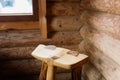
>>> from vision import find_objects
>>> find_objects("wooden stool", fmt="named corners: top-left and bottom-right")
top-left (32, 45), bottom-right (88, 80)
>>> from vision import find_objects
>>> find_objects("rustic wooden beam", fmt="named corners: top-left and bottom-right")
top-left (47, 2), bottom-right (83, 16)
top-left (81, 0), bottom-right (120, 15)
top-left (39, 0), bottom-right (47, 38)
top-left (0, 30), bottom-right (81, 48)
top-left (0, 21), bottom-right (39, 30)
top-left (86, 11), bottom-right (120, 40)
top-left (48, 16), bottom-right (84, 32)
top-left (0, 47), bottom-right (35, 60)
top-left (48, 0), bottom-right (81, 2)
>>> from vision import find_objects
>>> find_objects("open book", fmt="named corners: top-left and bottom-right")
top-left (31, 44), bottom-right (70, 58)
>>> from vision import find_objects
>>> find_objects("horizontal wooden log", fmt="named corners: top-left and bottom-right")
top-left (0, 59), bottom-right (70, 76)
top-left (0, 47), bottom-right (35, 60)
top-left (86, 12), bottom-right (120, 40)
top-left (47, 2), bottom-right (83, 16)
top-left (48, 16), bottom-right (84, 32)
top-left (0, 30), bottom-right (82, 48)
top-left (0, 45), bottom-right (79, 60)
top-left (81, 0), bottom-right (120, 15)
top-left (48, 0), bottom-right (81, 2)
top-left (80, 25), bottom-right (120, 66)
top-left (0, 21), bottom-right (39, 30)
top-left (83, 62), bottom-right (106, 80)
top-left (79, 40), bottom-right (120, 80)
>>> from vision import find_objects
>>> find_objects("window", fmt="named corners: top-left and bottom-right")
top-left (0, 0), bottom-right (39, 22)
top-left (0, 0), bottom-right (47, 38)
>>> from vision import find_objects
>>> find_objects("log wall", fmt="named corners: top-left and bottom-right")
top-left (1, 0), bottom-right (119, 80)
top-left (79, 0), bottom-right (120, 80)
top-left (0, 0), bottom-right (83, 80)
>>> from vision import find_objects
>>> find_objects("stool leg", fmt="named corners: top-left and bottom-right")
top-left (72, 67), bottom-right (82, 80)
top-left (46, 59), bottom-right (55, 80)
top-left (46, 65), bottom-right (55, 80)
top-left (39, 62), bottom-right (48, 80)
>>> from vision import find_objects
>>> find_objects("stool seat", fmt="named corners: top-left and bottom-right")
top-left (54, 53), bottom-right (88, 69)
top-left (32, 44), bottom-right (88, 80)
top-left (32, 44), bottom-right (88, 69)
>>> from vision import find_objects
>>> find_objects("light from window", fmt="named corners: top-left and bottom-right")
top-left (0, 0), bottom-right (33, 16)
top-left (0, 0), bottom-right (39, 22)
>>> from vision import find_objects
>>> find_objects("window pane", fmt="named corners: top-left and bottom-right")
top-left (0, 0), bottom-right (33, 16)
